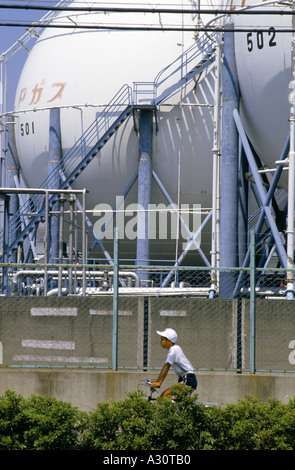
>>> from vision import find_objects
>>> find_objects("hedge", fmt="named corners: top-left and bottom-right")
top-left (1, 387), bottom-right (295, 450)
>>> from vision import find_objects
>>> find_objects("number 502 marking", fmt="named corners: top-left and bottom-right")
top-left (247, 27), bottom-right (277, 52)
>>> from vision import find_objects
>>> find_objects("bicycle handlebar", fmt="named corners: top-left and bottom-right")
top-left (144, 379), bottom-right (157, 391)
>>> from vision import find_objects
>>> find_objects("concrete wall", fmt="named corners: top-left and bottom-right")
top-left (0, 368), bottom-right (295, 411)
top-left (0, 297), bottom-right (236, 371)
top-left (1, 296), bottom-right (295, 410)
top-left (2, 297), bottom-right (295, 373)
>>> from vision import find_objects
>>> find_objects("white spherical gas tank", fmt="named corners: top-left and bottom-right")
top-left (13, 0), bottom-right (217, 262)
top-left (231, 0), bottom-right (292, 188)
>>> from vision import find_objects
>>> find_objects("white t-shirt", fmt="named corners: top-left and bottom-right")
top-left (166, 344), bottom-right (194, 377)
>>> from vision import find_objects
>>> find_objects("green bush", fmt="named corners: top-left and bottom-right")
top-left (206, 394), bottom-right (295, 450)
top-left (81, 386), bottom-right (210, 450)
top-left (1, 388), bottom-right (295, 450)
top-left (0, 390), bottom-right (87, 450)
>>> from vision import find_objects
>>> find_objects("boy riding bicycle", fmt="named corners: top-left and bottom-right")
top-left (151, 328), bottom-right (197, 399)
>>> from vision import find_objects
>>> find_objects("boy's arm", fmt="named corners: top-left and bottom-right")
top-left (151, 362), bottom-right (171, 388)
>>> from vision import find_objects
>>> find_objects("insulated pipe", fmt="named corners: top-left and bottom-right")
top-left (12, 269), bottom-right (141, 288)
top-left (219, 24), bottom-right (240, 298)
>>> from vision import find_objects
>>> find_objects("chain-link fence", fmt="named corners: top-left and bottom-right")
top-left (1, 263), bottom-right (295, 374)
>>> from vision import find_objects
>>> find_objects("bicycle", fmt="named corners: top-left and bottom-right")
top-left (138, 379), bottom-right (222, 407)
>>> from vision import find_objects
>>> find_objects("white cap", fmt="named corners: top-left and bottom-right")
top-left (156, 328), bottom-right (177, 343)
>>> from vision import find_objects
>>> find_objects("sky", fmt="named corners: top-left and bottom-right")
top-left (0, 0), bottom-right (200, 112)
top-left (0, 4), bottom-right (53, 111)
top-left (1, 1), bottom-right (194, 112)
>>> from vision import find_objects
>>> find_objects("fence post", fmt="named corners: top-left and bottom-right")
top-left (250, 229), bottom-right (256, 374)
top-left (112, 226), bottom-right (119, 371)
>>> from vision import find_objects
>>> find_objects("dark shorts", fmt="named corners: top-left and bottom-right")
top-left (178, 373), bottom-right (197, 390)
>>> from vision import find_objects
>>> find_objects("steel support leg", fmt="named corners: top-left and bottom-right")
top-left (219, 24), bottom-right (240, 297)
top-left (48, 108), bottom-right (61, 264)
top-left (136, 108), bottom-right (153, 282)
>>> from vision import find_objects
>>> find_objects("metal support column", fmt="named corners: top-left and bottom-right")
top-left (136, 108), bottom-right (153, 282)
top-left (48, 108), bottom-right (61, 264)
top-left (250, 229), bottom-right (256, 374)
top-left (7, 117), bottom-right (20, 262)
top-left (219, 24), bottom-right (240, 297)
top-left (112, 226), bottom-right (119, 371)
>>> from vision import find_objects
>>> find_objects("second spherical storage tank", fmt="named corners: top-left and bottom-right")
top-left (231, 0), bottom-right (292, 190)
top-left (13, 1), bottom-right (217, 263)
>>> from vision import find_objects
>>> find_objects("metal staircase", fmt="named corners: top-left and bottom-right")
top-left (154, 32), bottom-right (216, 105)
top-left (1, 34), bottom-right (216, 260)
top-left (1, 85), bottom-right (133, 256)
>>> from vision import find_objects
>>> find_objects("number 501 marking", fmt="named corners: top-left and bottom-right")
top-left (20, 122), bottom-right (35, 136)
top-left (247, 27), bottom-right (277, 52)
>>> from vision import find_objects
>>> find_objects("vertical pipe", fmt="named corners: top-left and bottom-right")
top-left (44, 191), bottom-right (49, 296)
top-left (250, 229), bottom-right (256, 374)
top-left (286, 6), bottom-right (295, 299)
top-left (112, 226), bottom-right (119, 371)
top-left (2, 195), bottom-right (9, 294)
top-left (82, 188), bottom-right (87, 295)
top-left (48, 108), bottom-right (61, 264)
top-left (74, 197), bottom-right (78, 263)
top-left (220, 23), bottom-right (240, 298)
top-left (0, 57), bottom-right (7, 261)
top-left (136, 108), bottom-right (153, 283)
top-left (58, 194), bottom-right (64, 296)
top-left (143, 297), bottom-right (149, 369)
top-left (1, 56), bottom-right (8, 188)
top-left (68, 195), bottom-right (74, 294)
top-left (210, 30), bottom-right (222, 298)
top-left (3, 196), bottom-right (9, 259)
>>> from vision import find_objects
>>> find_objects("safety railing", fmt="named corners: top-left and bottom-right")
top-left (132, 32), bottom-right (216, 106)
top-left (153, 32), bottom-right (216, 104)
top-left (0, 84), bottom-right (133, 256)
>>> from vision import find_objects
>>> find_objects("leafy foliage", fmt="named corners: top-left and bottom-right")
top-left (1, 388), bottom-right (295, 450)
top-left (0, 390), bottom-right (86, 450)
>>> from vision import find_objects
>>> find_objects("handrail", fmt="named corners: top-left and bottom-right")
top-left (153, 32), bottom-right (216, 101)
top-left (133, 32), bottom-right (216, 106)
top-left (45, 83), bottom-right (132, 192)
top-left (0, 84), bottom-right (132, 250)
